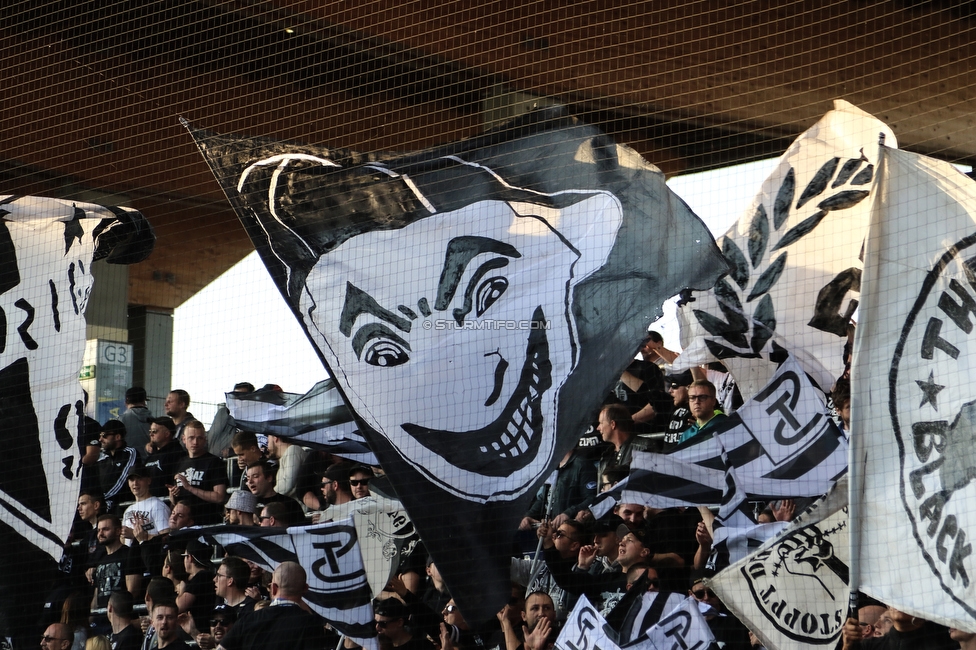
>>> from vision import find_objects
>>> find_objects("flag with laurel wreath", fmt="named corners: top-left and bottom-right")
top-left (676, 100), bottom-right (896, 400)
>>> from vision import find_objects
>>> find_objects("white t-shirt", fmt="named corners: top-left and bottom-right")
top-left (121, 496), bottom-right (172, 545)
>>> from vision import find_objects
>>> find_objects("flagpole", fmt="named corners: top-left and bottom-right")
top-left (847, 133), bottom-right (888, 619)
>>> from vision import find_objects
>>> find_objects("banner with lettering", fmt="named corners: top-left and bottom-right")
top-left (708, 476), bottom-right (849, 650)
top-left (852, 145), bottom-right (976, 630)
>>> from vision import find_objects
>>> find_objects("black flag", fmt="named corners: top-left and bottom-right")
top-left (185, 108), bottom-right (727, 624)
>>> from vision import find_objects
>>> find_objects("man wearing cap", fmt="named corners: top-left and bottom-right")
top-left (145, 417), bottom-right (188, 498)
top-left (661, 371), bottom-right (695, 452)
top-left (587, 515), bottom-right (622, 575)
top-left (217, 562), bottom-right (327, 650)
top-left (179, 539), bottom-right (217, 633)
top-left (371, 597), bottom-right (434, 650)
top-left (120, 386), bottom-right (154, 460)
top-left (121, 465), bottom-right (171, 546)
top-left (349, 465), bottom-right (374, 500)
top-left (95, 419), bottom-right (141, 514)
top-left (170, 420), bottom-right (229, 525)
top-left (320, 461), bottom-right (356, 508)
top-left (225, 490), bottom-right (257, 526)
top-left (196, 606), bottom-right (237, 650)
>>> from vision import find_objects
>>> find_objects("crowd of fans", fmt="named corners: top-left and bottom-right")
top-left (36, 334), bottom-right (973, 650)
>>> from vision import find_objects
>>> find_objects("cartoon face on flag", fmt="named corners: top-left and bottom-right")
top-left (0, 196), bottom-right (154, 559)
top-left (300, 191), bottom-right (619, 500)
top-left (186, 107), bottom-right (728, 624)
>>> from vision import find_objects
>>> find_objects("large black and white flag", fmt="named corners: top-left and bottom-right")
top-left (0, 196), bottom-right (154, 560)
top-left (852, 145), bottom-right (976, 629)
top-left (709, 476), bottom-right (849, 650)
top-left (226, 380), bottom-right (376, 464)
top-left (194, 518), bottom-right (375, 638)
top-left (621, 355), bottom-right (847, 508)
top-left (185, 107), bottom-right (728, 623)
top-left (676, 100), bottom-right (896, 399)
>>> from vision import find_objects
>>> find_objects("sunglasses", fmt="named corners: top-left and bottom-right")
top-left (375, 619), bottom-right (398, 628)
top-left (257, 515), bottom-right (272, 522)
top-left (210, 619), bottom-right (231, 627)
top-left (551, 530), bottom-right (568, 539)
top-left (692, 588), bottom-right (716, 599)
top-left (349, 479), bottom-right (370, 487)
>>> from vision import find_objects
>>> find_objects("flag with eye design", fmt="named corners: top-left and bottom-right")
top-left (0, 195), bottom-right (153, 560)
top-left (185, 107), bottom-right (727, 624)
top-left (675, 100), bottom-right (896, 400)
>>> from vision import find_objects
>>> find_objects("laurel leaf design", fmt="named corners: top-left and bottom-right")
top-left (722, 238), bottom-right (750, 290)
top-left (832, 157), bottom-right (866, 188)
top-left (748, 204), bottom-right (769, 267)
top-left (796, 158), bottom-right (840, 209)
top-left (771, 211), bottom-right (826, 252)
top-left (751, 293), bottom-right (776, 354)
top-left (694, 310), bottom-right (748, 349)
top-left (773, 168), bottom-right (795, 229)
top-left (747, 253), bottom-right (787, 302)
top-left (817, 190), bottom-right (869, 212)
top-left (714, 278), bottom-right (748, 330)
top-left (851, 164), bottom-right (873, 185)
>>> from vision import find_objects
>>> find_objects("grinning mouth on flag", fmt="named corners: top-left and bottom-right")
top-left (401, 306), bottom-right (552, 476)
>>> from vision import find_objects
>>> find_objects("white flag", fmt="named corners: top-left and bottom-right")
top-left (555, 595), bottom-right (621, 650)
top-left (709, 476), bottom-right (849, 650)
top-left (677, 100), bottom-right (896, 399)
top-left (852, 145), bottom-right (976, 629)
top-left (624, 596), bottom-right (716, 650)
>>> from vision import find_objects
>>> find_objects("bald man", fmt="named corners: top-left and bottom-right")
top-left (217, 562), bottom-right (327, 650)
top-left (40, 623), bottom-right (73, 650)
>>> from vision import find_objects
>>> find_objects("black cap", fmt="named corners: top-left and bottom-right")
top-left (125, 387), bottom-right (147, 404)
top-left (664, 370), bottom-right (694, 388)
top-left (183, 538), bottom-right (213, 567)
top-left (211, 604), bottom-right (238, 624)
top-left (592, 514), bottom-right (625, 534)
top-left (322, 460), bottom-right (355, 483)
top-left (102, 419), bottom-right (127, 438)
top-left (149, 417), bottom-right (177, 435)
top-left (126, 465), bottom-right (150, 479)
top-left (616, 523), bottom-right (651, 546)
top-left (374, 597), bottom-right (409, 619)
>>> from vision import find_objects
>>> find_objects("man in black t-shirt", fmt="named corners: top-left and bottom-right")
top-left (87, 515), bottom-right (140, 612)
top-left (169, 421), bottom-right (228, 525)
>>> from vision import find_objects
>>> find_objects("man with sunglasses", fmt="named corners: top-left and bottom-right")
top-left (349, 466), bottom-right (374, 500)
top-left (689, 573), bottom-right (750, 650)
top-left (195, 605), bottom-right (237, 650)
top-left (39, 623), bottom-right (73, 650)
top-left (373, 597), bottom-right (434, 650)
top-left (512, 521), bottom-right (584, 621)
top-left (95, 419), bottom-right (140, 514)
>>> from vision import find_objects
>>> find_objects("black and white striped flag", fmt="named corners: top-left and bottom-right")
top-left (226, 380), bottom-right (376, 464)
top-left (192, 518), bottom-right (376, 639)
top-left (620, 354), bottom-right (847, 509)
